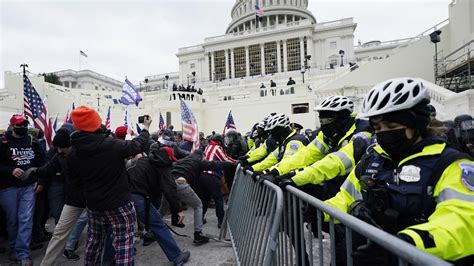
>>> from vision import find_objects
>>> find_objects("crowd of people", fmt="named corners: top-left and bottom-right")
top-left (0, 77), bottom-right (473, 265)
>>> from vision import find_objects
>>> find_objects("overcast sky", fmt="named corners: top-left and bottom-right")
top-left (1, 0), bottom-right (451, 86)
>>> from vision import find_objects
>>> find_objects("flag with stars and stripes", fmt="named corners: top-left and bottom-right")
top-left (105, 106), bottom-right (111, 129)
top-left (52, 113), bottom-right (58, 132)
top-left (159, 112), bottom-right (166, 131)
top-left (23, 75), bottom-right (53, 149)
top-left (223, 110), bottom-right (236, 133)
top-left (180, 99), bottom-right (200, 152)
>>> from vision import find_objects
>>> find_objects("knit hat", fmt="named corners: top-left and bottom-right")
top-left (115, 126), bottom-right (128, 139)
top-left (53, 128), bottom-right (71, 148)
top-left (70, 106), bottom-right (102, 132)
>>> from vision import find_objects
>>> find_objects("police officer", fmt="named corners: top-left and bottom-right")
top-left (325, 78), bottom-right (474, 264)
top-left (268, 96), bottom-right (372, 198)
top-left (246, 114), bottom-right (308, 174)
top-left (239, 113), bottom-right (277, 166)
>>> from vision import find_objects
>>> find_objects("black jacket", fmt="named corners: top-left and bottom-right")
top-left (0, 131), bottom-right (46, 189)
top-left (36, 152), bottom-right (85, 208)
top-left (127, 156), bottom-right (182, 214)
top-left (67, 129), bottom-right (149, 211)
top-left (171, 153), bottom-right (235, 192)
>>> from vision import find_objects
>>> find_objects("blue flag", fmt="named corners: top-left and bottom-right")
top-left (121, 79), bottom-right (142, 106)
top-left (136, 123), bottom-right (142, 134)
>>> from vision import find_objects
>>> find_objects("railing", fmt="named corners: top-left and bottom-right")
top-left (437, 40), bottom-right (474, 76)
top-left (220, 167), bottom-right (284, 266)
top-left (221, 166), bottom-right (452, 265)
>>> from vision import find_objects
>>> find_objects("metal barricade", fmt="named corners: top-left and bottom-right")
top-left (222, 166), bottom-right (451, 265)
top-left (220, 166), bottom-right (284, 266)
top-left (280, 185), bottom-right (451, 266)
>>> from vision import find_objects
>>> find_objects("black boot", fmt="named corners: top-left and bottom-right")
top-left (171, 215), bottom-right (185, 228)
top-left (217, 219), bottom-right (223, 229)
top-left (193, 231), bottom-right (209, 245)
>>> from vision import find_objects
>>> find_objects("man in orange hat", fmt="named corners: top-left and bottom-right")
top-left (66, 106), bottom-right (151, 265)
top-left (0, 114), bottom-right (46, 265)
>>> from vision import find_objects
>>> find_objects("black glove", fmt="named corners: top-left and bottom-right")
top-left (251, 171), bottom-right (262, 182)
top-left (277, 177), bottom-right (295, 189)
top-left (238, 155), bottom-right (249, 166)
top-left (258, 175), bottom-right (274, 185)
top-left (264, 168), bottom-right (280, 177)
top-left (242, 165), bottom-right (253, 175)
top-left (274, 171), bottom-right (296, 184)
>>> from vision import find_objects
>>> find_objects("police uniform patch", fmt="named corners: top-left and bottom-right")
top-left (290, 143), bottom-right (299, 151)
top-left (460, 162), bottom-right (474, 191)
top-left (399, 165), bottom-right (421, 182)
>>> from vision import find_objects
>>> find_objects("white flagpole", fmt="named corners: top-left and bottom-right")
top-left (79, 51), bottom-right (81, 71)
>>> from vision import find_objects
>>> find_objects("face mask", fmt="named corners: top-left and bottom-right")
top-left (321, 122), bottom-right (341, 140)
top-left (376, 128), bottom-right (414, 162)
top-left (270, 127), bottom-right (289, 143)
top-left (13, 127), bottom-right (28, 136)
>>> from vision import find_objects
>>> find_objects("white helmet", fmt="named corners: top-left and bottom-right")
top-left (264, 113), bottom-right (290, 131)
top-left (361, 78), bottom-right (430, 118)
top-left (314, 96), bottom-right (354, 113)
top-left (262, 112), bottom-right (277, 126)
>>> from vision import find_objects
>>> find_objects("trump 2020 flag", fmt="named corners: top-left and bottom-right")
top-left (159, 112), bottom-right (166, 131)
top-left (223, 111), bottom-right (236, 133)
top-left (121, 79), bottom-right (142, 106)
top-left (180, 99), bottom-right (200, 152)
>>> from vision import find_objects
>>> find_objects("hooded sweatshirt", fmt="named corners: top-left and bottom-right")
top-left (67, 129), bottom-right (149, 211)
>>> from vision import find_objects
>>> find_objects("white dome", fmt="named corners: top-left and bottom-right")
top-left (227, 0), bottom-right (316, 34)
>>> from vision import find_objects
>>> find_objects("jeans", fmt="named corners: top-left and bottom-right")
top-left (40, 205), bottom-right (84, 266)
top-left (131, 193), bottom-right (181, 262)
top-left (64, 209), bottom-right (88, 251)
top-left (160, 182), bottom-right (204, 232)
top-left (47, 181), bottom-right (65, 224)
top-left (199, 173), bottom-right (224, 221)
top-left (0, 185), bottom-right (35, 260)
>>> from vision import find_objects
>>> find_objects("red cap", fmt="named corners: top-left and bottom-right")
top-left (10, 114), bottom-right (28, 126)
top-left (115, 126), bottom-right (128, 139)
top-left (163, 146), bottom-right (177, 162)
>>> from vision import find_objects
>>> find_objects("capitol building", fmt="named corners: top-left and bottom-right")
top-left (1, 0), bottom-right (473, 133)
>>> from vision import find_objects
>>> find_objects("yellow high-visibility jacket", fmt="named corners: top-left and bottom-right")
top-left (251, 130), bottom-right (307, 172)
top-left (272, 119), bottom-right (372, 184)
top-left (325, 143), bottom-right (474, 261)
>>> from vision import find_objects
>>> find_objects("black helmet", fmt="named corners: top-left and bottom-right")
top-left (210, 134), bottom-right (225, 146)
top-left (454, 114), bottom-right (473, 126)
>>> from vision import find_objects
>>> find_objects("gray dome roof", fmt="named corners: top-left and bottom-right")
top-left (227, 0), bottom-right (316, 34)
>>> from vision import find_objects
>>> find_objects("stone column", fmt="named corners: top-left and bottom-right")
top-left (245, 46), bottom-right (250, 77)
top-left (267, 16), bottom-right (270, 27)
top-left (300, 37), bottom-right (305, 70)
top-left (283, 40), bottom-right (288, 72)
top-left (284, 15), bottom-right (287, 24)
top-left (225, 49), bottom-right (229, 79)
top-left (277, 41), bottom-right (282, 73)
top-left (261, 44), bottom-right (266, 76)
top-left (230, 48), bottom-right (235, 79)
top-left (211, 52), bottom-right (215, 82)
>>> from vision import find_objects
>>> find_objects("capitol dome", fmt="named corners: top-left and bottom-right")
top-left (227, 0), bottom-right (317, 34)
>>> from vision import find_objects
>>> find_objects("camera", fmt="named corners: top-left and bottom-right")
top-left (138, 115), bottom-right (149, 124)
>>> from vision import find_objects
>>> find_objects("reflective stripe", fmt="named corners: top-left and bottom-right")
top-left (438, 188), bottom-right (474, 203)
top-left (334, 151), bottom-right (353, 173)
top-left (341, 179), bottom-right (362, 201)
top-left (312, 139), bottom-right (328, 154)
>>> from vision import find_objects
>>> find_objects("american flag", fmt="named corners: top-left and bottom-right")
top-left (105, 106), bottom-right (111, 129)
top-left (180, 99), bottom-right (200, 151)
top-left (255, 4), bottom-right (264, 16)
top-left (23, 75), bottom-right (53, 149)
top-left (159, 112), bottom-right (166, 131)
top-left (223, 110), bottom-right (236, 133)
